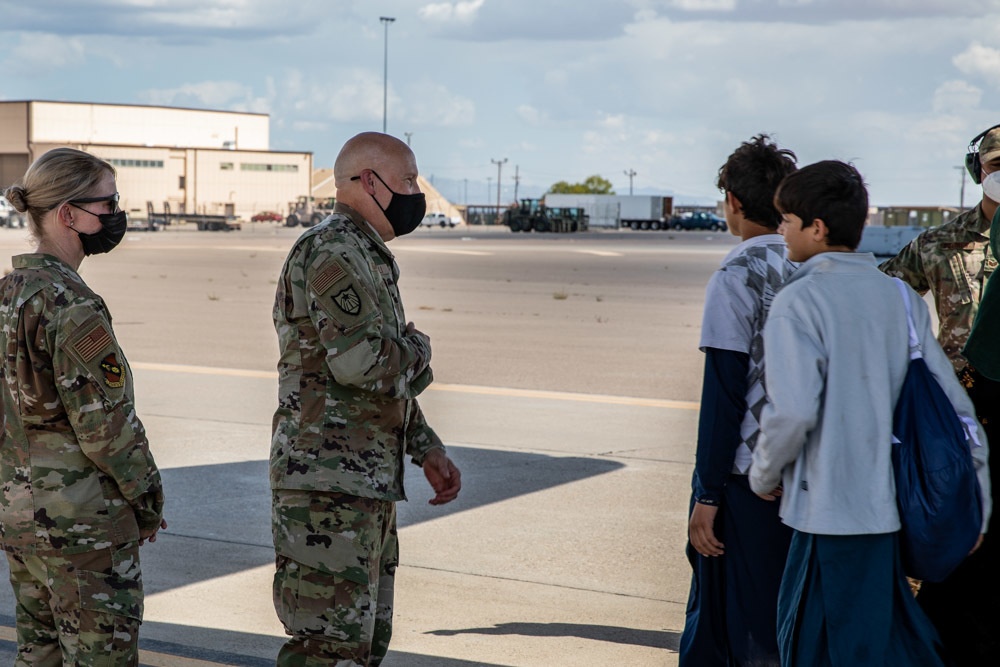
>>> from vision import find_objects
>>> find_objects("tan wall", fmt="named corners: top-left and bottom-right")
top-left (191, 150), bottom-right (311, 217)
top-left (76, 145), bottom-right (310, 221)
top-left (28, 101), bottom-right (270, 151)
top-left (0, 102), bottom-right (28, 154)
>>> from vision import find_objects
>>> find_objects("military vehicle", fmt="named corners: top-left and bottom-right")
top-left (503, 199), bottom-right (589, 233)
top-left (286, 196), bottom-right (336, 227)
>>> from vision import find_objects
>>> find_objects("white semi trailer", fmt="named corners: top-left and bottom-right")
top-left (543, 194), bottom-right (674, 230)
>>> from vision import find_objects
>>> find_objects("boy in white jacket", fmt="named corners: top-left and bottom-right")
top-left (749, 160), bottom-right (991, 666)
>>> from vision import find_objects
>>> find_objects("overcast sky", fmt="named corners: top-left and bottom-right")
top-left (3, 0), bottom-right (1000, 207)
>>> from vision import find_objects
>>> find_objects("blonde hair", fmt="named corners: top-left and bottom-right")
top-left (4, 148), bottom-right (115, 241)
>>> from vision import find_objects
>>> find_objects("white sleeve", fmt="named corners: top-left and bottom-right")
top-left (699, 267), bottom-right (757, 354)
top-left (749, 309), bottom-right (826, 495)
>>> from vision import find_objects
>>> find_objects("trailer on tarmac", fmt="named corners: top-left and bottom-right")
top-left (146, 202), bottom-right (241, 231)
top-left (542, 194), bottom-right (674, 230)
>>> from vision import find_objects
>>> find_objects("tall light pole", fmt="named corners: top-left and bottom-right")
top-left (955, 165), bottom-right (967, 210)
top-left (492, 157), bottom-right (508, 214)
top-left (380, 16), bottom-right (395, 133)
top-left (404, 131), bottom-right (412, 146)
top-left (624, 168), bottom-right (637, 196)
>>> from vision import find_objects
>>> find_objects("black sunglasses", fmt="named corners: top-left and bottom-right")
top-left (70, 192), bottom-right (120, 213)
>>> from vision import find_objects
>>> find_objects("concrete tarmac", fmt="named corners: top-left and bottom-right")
top-left (0, 222), bottom-right (740, 666)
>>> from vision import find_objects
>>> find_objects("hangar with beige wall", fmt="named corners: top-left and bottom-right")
top-left (0, 100), bottom-right (311, 222)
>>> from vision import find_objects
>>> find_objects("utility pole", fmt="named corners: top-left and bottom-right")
top-left (513, 165), bottom-right (520, 202)
top-left (955, 165), bottom-right (967, 210)
top-left (404, 132), bottom-right (412, 146)
top-left (380, 16), bottom-right (395, 133)
top-left (624, 168), bottom-right (637, 196)
top-left (492, 157), bottom-right (508, 215)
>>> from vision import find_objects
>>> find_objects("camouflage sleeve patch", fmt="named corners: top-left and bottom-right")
top-left (308, 257), bottom-right (376, 330)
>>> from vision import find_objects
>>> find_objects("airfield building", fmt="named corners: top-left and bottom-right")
top-left (0, 100), bottom-right (312, 222)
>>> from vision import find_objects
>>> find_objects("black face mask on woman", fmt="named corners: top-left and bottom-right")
top-left (78, 210), bottom-right (128, 255)
top-left (68, 195), bottom-right (128, 255)
top-left (364, 170), bottom-right (427, 237)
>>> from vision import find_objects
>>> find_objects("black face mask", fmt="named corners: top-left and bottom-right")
top-left (77, 210), bottom-right (128, 256)
top-left (370, 171), bottom-right (426, 237)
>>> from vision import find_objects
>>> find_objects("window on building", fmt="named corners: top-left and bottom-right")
top-left (240, 163), bottom-right (299, 173)
top-left (106, 158), bottom-right (165, 168)
top-left (220, 162), bottom-right (234, 170)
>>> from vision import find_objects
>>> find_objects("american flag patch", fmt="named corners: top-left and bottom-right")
top-left (311, 263), bottom-right (347, 295)
top-left (73, 324), bottom-right (112, 362)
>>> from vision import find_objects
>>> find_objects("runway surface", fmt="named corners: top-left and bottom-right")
top-left (0, 222), bottom-right (740, 665)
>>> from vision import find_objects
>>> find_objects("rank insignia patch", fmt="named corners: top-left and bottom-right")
top-left (99, 353), bottom-right (126, 388)
top-left (333, 285), bottom-right (362, 316)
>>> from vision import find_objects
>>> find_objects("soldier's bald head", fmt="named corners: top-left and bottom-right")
top-left (334, 133), bottom-right (413, 186)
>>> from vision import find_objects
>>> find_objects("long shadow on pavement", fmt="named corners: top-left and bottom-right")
top-left (0, 446), bottom-right (624, 663)
top-left (0, 614), bottom-right (515, 666)
top-left (428, 622), bottom-right (680, 652)
top-left (144, 445), bottom-right (623, 593)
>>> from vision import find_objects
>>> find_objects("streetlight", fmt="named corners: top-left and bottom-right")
top-left (492, 157), bottom-right (508, 215)
top-left (404, 132), bottom-right (412, 146)
top-left (624, 168), bottom-right (637, 196)
top-left (380, 16), bottom-right (395, 133)
top-left (954, 165), bottom-right (967, 210)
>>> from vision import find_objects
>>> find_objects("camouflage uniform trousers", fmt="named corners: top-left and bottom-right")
top-left (272, 490), bottom-right (398, 667)
top-left (4, 541), bottom-right (143, 666)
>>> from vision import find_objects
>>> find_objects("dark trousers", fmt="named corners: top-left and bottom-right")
top-left (917, 366), bottom-right (999, 666)
top-left (778, 531), bottom-right (947, 666)
top-left (679, 474), bottom-right (792, 667)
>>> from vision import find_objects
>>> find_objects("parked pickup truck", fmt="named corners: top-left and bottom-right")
top-left (669, 211), bottom-right (727, 231)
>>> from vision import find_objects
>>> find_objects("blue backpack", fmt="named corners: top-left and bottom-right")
top-left (891, 279), bottom-right (983, 583)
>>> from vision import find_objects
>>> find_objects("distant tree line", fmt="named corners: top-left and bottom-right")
top-left (547, 175), bottom-right (615, 195)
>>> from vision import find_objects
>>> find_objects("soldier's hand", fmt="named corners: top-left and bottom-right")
top-left (139, 518), bottom-right (168, 546)
top-left (689, 502), bottom-right (724, 557)
top-left (422, 449), bottom-right (461, 505)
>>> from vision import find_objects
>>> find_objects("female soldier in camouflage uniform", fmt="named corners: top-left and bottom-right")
top-left (1, 148), bottom-right (165, 665)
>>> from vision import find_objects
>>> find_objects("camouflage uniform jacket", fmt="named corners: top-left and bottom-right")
top-left (880, 205), bottom-right (997, 371)
top-left (0, 254), bottom-right (164, 555)
top-left (271, 203), bottom-right (443, 502)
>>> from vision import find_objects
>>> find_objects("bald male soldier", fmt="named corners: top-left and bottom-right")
top-left (270, 132), bottom-right (462, 667)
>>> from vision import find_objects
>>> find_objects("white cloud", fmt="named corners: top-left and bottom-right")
top-left (404, 83), bottom-right (475, 126)
top-left (0, 33), bottom-right (86, 75)
top-left (932, 80), bottom-right (982, 114)
top-left (953, 42), bottom-right (1000, 88)
top-left (648, 0), bottom-right (1000, 22)
top-left (517, 105), bottom-right (548, 125)
top-left (723, 79), bottom-right (758, 112)
top-left (139, 80), bottom-right (258, 109)
top-left (292, 120), bottom-right (328, 132)
top-left (600, 114), bottom-right (626, 129)
top-left (667, 0), bottom-right (736, 11)
top-left (419, 0), bottom-right (486, 23)
top-left (3, 0), bottom-right (332, 39)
